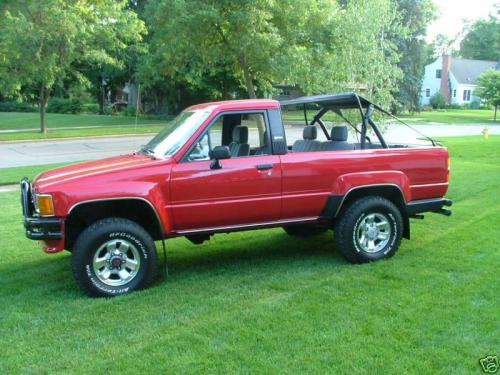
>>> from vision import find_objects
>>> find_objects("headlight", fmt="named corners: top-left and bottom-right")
top-left (33, 193), bottom-right (55, 216)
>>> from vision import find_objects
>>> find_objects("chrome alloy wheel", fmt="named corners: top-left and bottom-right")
top-left (355, 213), bottom-right (392, 253)
top-left (92, 239), bottom-right (141, 286)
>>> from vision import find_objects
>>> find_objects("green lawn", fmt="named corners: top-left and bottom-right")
top-left (283, 108), bottom-right (497, 125)
top-left (0, 162), bottom-right (75, 185)
top-left (399, 109), bottom-right (496, 125)
top-left (0, 112), bottom-right (167, 141)
top-left (0, 136), bottom-right (499, 374)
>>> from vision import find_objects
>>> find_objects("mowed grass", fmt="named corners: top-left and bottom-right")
top-left (283, 108), bottom-right (497, 125)
top-left (0, 162), bottom-right (75, 185)
top-left (0, 112), bottom-right (166, 141)
top-left (0, 136), bottom-right (499, 374)
top-left (399, 109), bottom-right (496, 125)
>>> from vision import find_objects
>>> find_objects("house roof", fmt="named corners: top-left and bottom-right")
top-left (450, 59), bottom-right (499, 85)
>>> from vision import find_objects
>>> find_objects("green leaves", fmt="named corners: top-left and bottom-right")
top-left (141, 0), bottom-right (405, 106)
top-left (475, 70), bottom-right (500, 120)
top-left (460, 16), bottom-right (500, 61)
top-left (0, 0), bottom-right (146, 131)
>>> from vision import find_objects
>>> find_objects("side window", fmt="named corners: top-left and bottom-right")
top-left (240, 113), bottom-right (268, 153)
top-left (185, 112), bottom-right (269, 161)
top-left (186, 120), bottom-right (223, 161)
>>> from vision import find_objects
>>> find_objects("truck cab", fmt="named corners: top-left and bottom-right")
top-left (21, 93), bottom-right (452, 297)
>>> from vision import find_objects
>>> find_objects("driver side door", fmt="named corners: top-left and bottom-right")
top-left (169, 111), bottom-right (282, 232)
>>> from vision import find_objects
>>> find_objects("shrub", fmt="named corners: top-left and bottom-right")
top-left (470, 100), bottom-right (481, 109)
top-left (429, 92), bottom-right (446, 109)
top-left (82, 103), bottom-right (100, 114)
top-left (0, 101), bottom-right (37, 112)
top-left (47, 97), bottom-right (85, 114)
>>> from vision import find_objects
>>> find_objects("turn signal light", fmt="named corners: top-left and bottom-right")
top-left (37, 195), bottom-right (54, 216)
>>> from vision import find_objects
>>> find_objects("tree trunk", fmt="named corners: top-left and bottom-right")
top-left (495, 105), bottom-right (498, 121)
top-left (243, 66), bottom-right (256, 99)
top-left (39, 86), bottom-right (49, 134)
top-left (98, 79), bottom-right (105, 115)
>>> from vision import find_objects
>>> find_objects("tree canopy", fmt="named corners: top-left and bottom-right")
top-left (394, 0), bottom-right (436, 112)
top-left (0, 0), bottom-right (444, 129)
top-left (0, 0), bottom-right (146, 132)
top-left (475, 70), bottom-right (500, 121)
top-left (140, 0), bottom-right (404, 108)
top-left (459, 16), bottom-right (500, 61)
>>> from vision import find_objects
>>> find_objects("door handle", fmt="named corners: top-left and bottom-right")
top-left (256, 164), bottom-right (273, 170)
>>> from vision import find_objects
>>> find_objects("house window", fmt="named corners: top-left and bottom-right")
top-left (463, 90), bottom-right (471, 102)
top-left (436, 69), bottom-right (442, 78)
top-left (453, 89), bottom-right (457, 98)
top-left (425, 89), bottom-right (430, 98)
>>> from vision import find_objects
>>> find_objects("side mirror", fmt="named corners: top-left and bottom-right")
top-left (210, 145), bottom-right (231, 169)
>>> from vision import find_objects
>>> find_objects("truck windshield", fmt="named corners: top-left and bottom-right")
top-left (141, 109), bottom-right (211, 158)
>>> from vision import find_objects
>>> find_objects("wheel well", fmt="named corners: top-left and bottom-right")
top-left (65, 199), bottom-right (164, 250)
top-left (337, 185), bottom-right (410, 239)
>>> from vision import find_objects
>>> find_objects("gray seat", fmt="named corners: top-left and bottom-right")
top-left (292, 126), bottom-right (322, 152)
top-left (228, 125), bottom-right (250, 157)
top-left (254, 131), bottom-right (268, 155)
top-left (322, 125), bottom-right (354, 151)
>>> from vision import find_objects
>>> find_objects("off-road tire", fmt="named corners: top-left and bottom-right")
top-left (334, 196), bottom-right (403, 264)
top-left (72, 217), bottom-right (158, 297)
top-left (283, 224), bottom-right (328, 236)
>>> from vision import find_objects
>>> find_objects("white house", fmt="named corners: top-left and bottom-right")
top-left (421, 55), bottom-right (499, 106)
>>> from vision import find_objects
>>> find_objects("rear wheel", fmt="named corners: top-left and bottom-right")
top-left (334, 196), bottom-right (403, 264)
top-left (72, 217), bottom-right (158, 297)
top-left (283, 224), bottom-right (328, 237)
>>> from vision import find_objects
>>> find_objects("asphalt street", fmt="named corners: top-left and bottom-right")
top-left (0, 123), bottom-right (498, 168)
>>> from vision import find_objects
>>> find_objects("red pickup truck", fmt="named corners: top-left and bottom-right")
top-left (21, 93), bottom-right (452, 296)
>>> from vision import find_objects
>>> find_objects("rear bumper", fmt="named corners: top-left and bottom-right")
top-left (406, 197), bottom-right (453, 216)
top-left (21, 178), bottom-right (63, 240)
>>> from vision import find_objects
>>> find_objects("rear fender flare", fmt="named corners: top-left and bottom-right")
top-left (324, 171), bottom-right (411, 239)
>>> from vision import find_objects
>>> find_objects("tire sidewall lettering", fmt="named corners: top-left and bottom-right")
top-left (84, 232), bottom-right (147, 295)
top-left (352, 209), bottom-right (398, 256)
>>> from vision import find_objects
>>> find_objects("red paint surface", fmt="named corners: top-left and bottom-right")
top-left (31, 99), bottom-right (450, 252)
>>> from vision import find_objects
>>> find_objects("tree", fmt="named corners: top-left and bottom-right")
top-left (0, 0), bottom-right (146, 133)
top-left (393, 0), bottom-right (436, 112)
top-left (460, 16), bottom-right (500, 61)
top-left (141, 0), bottom-right (404, 109)
top-left (475, 70), bottom-right (500, 121)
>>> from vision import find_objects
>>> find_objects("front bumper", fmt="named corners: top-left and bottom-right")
top-left (20, 178), bottom-right (63, 240)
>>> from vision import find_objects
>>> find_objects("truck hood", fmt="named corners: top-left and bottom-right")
top-left (34, 154), bottom-right (163, 190)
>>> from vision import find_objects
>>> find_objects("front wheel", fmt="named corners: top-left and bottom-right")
top-left (334, 196), bottom-right (403, 264)
top-left (72, 218), bottom-right (158, 297)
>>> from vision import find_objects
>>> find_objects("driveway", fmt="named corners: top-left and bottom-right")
top-left (0, 123), bottom-right (499, 168)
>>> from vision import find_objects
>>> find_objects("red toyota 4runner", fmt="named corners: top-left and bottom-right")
top-left (21, 93), bottom-right (452, 296)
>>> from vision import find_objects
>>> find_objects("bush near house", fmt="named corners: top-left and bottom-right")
top-left (429, 92), bottom-right (446, 109)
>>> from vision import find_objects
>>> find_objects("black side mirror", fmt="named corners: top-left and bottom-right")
top-left (210, 145), bottom-right (231, 169)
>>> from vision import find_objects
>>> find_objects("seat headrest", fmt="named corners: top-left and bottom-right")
top-left (331, 125), bottom-right (348, 142)
top-left (303, 126), bottom-right (317, 140)
top-left (232, 125), bottom-right (248, 143)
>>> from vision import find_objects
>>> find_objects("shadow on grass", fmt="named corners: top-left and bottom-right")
top-left (1, 229), bottom-right (345, 300)
top-left (157, 230), bottom-right (345, 282)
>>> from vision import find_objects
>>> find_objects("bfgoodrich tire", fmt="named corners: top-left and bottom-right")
top-left (72, 218), bottom-right (158, 297)
top-left (334, 196), bottom-right (403, 264)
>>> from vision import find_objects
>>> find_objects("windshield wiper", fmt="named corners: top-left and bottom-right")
top-left (139, 146), bottom-right (157, 158)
